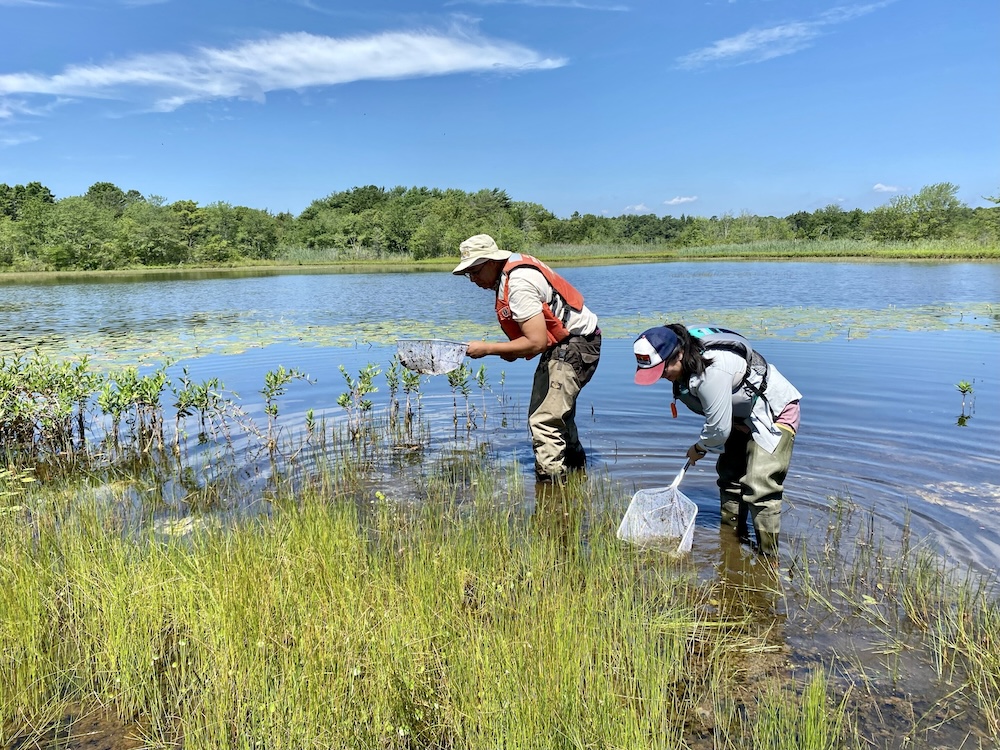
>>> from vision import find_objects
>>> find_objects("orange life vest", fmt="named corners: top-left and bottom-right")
top-left (495, 254), bottom-right (586, 346)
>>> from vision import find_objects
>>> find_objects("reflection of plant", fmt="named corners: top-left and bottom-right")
top-left (337, 364), bottom-right (380, 440)
top-left (955, 379), bottom-right (975, 426)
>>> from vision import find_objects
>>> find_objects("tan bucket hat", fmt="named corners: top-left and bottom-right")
top-left (452, 234), bottom-right (511, 275)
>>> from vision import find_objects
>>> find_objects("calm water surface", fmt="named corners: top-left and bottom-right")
top-left (2, 261), bottom-right (998, 571)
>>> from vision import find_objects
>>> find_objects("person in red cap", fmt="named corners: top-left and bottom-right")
top-left (633, 323), bottom-right (801, 557)
top-left (454, 234), bottom-right (601, 483)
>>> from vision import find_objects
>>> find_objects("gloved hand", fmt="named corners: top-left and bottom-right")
top-left (686, 443), bottom-right (708, 464)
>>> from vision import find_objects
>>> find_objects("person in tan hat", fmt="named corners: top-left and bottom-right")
top-left (454, 234), bottom-right (601, 483)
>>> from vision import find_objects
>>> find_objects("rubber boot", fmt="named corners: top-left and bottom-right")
top-left (720, 492), bottom-right (741, 528)
top-left (756, 530), bottom-right (779, 558)
top-left (735, 502), bottom-right (751, 543)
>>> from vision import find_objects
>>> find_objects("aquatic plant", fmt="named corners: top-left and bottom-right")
top-left (0, 352), bottom-right (99, 459)
top-left (400, 367), bottom-right (422, 435)
top-left (955, 379), bottom-right (976, 425)
top-left (336, 363), bottom-right (380, 441)
top-left (170, 368), bottom-right (236, 448)
top-left (446, 362), bottom-right (473, 431)
top-left (385, 356), bottom-right (401, 421)
top-left (260, 365), bottom-right (312, 451)
top-left (97, 365), bottom-right (169, 454)
top-left (475, 364), bottom-right (489, 424)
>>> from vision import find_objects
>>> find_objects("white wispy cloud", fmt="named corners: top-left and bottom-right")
top-left (677, 1), bottom-right (892, 70)
top-left (0, 133), bottom-right (40, 148)
top-left (624, 203), bottom-right (650, 213)
top-left (0, 28), bottom-right (565, 116)
top-left (0, 97), bottom-right (59, 119)
top-left (664, 195), bottom-right (698, 205)
top-left (873, 183), bottom-right (900, 192)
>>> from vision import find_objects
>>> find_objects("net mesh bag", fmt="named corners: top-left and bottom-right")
top-left (396, 339), bottom-right (468, 375)
top-left (617, 478), bottom-right (698, 554)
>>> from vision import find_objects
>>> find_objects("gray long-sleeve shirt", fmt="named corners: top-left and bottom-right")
top-left (678, 349), bottom-right (802, 454)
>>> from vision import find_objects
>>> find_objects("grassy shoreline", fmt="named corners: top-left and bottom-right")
top-left (2, 239), bottom-right (999, 283)
top-left (2, 465), bottom-right (997, 749)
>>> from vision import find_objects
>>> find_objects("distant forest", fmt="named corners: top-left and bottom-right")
top-left (1, 180), bottom-right (998, 271)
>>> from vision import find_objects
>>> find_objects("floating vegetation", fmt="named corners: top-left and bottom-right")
top-left (1, 302), bottom-right (997, 370)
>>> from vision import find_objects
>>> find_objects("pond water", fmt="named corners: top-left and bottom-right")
top-left (2, 261), bottom-right (998, 572)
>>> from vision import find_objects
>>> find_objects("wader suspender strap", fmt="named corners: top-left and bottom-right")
top-left (688, 326), bottom-right (770, 404)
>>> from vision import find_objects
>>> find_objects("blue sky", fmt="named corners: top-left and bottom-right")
top-left (1, 0), bottom-right (997, 219)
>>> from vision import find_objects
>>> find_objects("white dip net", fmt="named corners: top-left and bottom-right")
top-left (617, 464), bottom-right (698, 554)
top-left (396, 339), bottom-right (468, 375)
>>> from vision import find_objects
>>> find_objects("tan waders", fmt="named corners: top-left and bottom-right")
top-left (528, 331), bottom-right (601, 482)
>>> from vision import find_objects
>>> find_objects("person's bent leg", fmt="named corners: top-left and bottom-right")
top-left (528, 357), bottom-right (582, 481)
top-left (744, 426), bottom-right (796, 557)
top-left (561, 334), bottom-right (601, 471)
top-left (717, 429), bottom-right (750, 532)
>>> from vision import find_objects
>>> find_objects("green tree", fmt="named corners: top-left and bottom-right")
top-left (910, 182), bottom-right (963, 239)
top-left (45, 196), bottom-right (118, 269)
top-left (866, 197), bottom-right (913, 242)
top-left (117, 196), bottom-right (187, 265)
top-left (232, 206), bottom-right (280, 259)
top-left (0, 181), bottom-right (56, 220)
top-left (0, 216), bottom-right (20, 266)
top-left (84, 182), bottom-right (130, 217)
top-left (169, 200), bottom-right (207, 254)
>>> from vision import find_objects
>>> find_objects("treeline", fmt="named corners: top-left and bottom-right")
top-left (1, 180), bottom-right (998, 271)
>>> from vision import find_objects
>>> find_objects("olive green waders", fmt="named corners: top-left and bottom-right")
top-left (716, 424), bottom-right (796, 557)
top-left (528, 331), bottom-right (601, 481)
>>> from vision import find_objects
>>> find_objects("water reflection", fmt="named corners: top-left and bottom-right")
top-left (714, 530), bottom-right (784, 619)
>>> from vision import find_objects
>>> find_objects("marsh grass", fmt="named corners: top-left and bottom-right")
top-left (4, 445), bottom-right (999, 750)
top-left (2, 358), bottom-right (999, 748)
top-left (533, 238), bottom-right (1000, 262)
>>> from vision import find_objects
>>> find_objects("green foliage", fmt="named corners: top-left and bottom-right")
top-left (171, 367), bottom-right (234, 445)
top-left (1, 180), bottom-right (998, 272)
top-left (337, 363), bottom-right (380, 440)
top-left (260, 366), bottom-right (312, 448)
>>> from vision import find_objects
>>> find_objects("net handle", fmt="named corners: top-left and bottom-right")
top-left (669, 459), bottom-right (693, 490)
